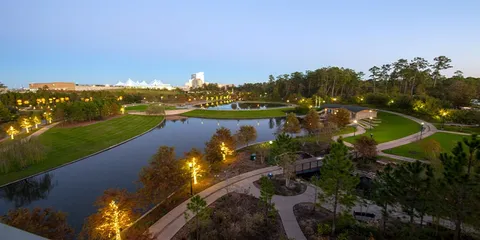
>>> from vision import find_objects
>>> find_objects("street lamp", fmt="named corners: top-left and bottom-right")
top-left (370, 133), bottom-right (373, 139)
top-left (353, 120), bottom-right (358, 136)
top-left (189, 162), bottom-right (193, 196)
top-left (269, 140), bottom-right (273, 145)
top-left (369, 117), bottom-right (373, 131)
top-left (420, 122), bottom-right (425, 139)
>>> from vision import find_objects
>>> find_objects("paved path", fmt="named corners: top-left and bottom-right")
top-left (332, 125), bottom-right (366, 147)
top-left (149, 166), bottom-right (282, 240)
top-left (437, 130), bottom-right (472, 136)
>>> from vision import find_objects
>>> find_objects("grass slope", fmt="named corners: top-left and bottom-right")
top-left (383, 132), bottom-right (467, 160)
top-left (344, 111), bottom-right (420, 144)
top-left (181, 108), bottom-right (294, 119)
top-left (0, 115), bottom-right (163, 185)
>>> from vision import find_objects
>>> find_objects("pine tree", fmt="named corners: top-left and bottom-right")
top-left (317, 139), bottom-right (359, 235)
top-left (439, 135), bottom-right (480, 240)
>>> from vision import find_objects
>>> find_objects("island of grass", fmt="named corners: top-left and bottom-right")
top-left (181, 108), bottom-right (294, 119)
top-left (343, 111), bottom-right (420, 144)
top-left (125, 104), bottom-right (176, 112)
top-left (0, 115), bottom-right (164, 186)
top-left (382, 132), bottom-right (467, 160)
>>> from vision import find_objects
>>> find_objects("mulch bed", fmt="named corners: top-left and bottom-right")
top-left (172, 192), bottom-right (287, 240)
top-left (253, 175), bottom-right (307, 196)
top-left (293, 202), bottom-right (334, 240)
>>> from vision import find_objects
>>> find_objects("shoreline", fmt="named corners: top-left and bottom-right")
top-left (0, 117), bottom-right (165, 188)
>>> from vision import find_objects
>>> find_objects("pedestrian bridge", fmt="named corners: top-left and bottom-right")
top-left (294, 156), bottom-right (376, 179)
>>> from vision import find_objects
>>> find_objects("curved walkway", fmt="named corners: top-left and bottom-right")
top-left (148, 166), bottom-right (282, 240)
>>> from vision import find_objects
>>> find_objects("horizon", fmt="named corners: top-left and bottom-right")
top-left (1, 0), bottom-right (479, 89)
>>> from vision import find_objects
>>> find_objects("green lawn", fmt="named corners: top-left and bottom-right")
top-left (181, 108), bottom-right (294, 119)
top-left (383, 132), bottom-right (467, 160)
top-left (0, 115), bottom-right (164, 185)
top-left (344, 111), bottom-right (421, 144)
top-left (433, 124), bottom-right (480, 134)
top-left (126, 104), bottom-right (176, 111)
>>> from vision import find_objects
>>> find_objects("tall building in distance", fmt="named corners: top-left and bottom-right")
top-left (185, 72), bottom-right (205, 89)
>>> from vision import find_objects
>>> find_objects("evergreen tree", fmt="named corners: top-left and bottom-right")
top-left (259, 176), bottom-right (275, 223)
top-left (317, 139), bottom-right (359, 235)
top-left (439, 135), bottom-right (480, 240)
top-left (184, 195), bottom-right (210, 240)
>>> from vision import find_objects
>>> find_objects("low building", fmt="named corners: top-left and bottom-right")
top-left (29, 82), bottom-right (76, 91)
top-left (322, 104), bottom-right (377, 121)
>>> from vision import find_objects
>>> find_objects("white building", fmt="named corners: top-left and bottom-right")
top-left (114, 78), bottom-right (173, 90)
top-left (185, 72), bottom-right (206, 89)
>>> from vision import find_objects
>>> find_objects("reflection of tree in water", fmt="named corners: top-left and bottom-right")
top-left (269, 118), bottom-right (275, 129)
top-left (0, 174), bottom-right (55, 208)
top-left (157, 120), bottom-right (167, 129)
top-left (180, 118), bottom-right (187, 124)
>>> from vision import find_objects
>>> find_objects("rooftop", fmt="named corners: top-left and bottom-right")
top-left (321, 104), bottom-right (373, 113)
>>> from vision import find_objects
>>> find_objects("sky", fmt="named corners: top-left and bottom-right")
top-left (0, 0), bottom-right (479, 88)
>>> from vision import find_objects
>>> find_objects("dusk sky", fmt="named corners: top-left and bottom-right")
top-left (0, 0), bottom-right (479, 88)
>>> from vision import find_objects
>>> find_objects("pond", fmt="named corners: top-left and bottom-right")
top-left (0, 117), bottom-right (286, 233)
top-left (194, 101), bottom-right (288, 110)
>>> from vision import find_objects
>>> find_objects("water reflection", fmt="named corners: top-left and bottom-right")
top-left (0, 174), bottom-right (55, 208)
top-left (0, 117), bottom-right (285, 232)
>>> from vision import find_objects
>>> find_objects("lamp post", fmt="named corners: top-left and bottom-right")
top-left (370, 133), bottom-right (373, 139)
top-left (353, 120), bottom-right (358, 136)
top-left (189, 162), bottom-right (193, 196)
top-left (369, 117), bottom-right (373, 131)
top-left (420, 122), bottom-right (425, 139)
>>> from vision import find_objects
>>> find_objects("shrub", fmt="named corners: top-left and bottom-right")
top-left (448, 110), bottom-right (480, 125)
top-left (365, 93), bottom-right (389, 107)
top-left (145, 104), bottom-right (165, 115)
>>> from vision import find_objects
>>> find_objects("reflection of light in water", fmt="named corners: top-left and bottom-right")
top-left (201, 120), bottom-right (203, 124)
top-left (217, 121), bottom-right (220, 126)
top-left (257, 121), bottom-right (260, 126)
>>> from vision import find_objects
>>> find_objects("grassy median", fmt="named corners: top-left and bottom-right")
top-left (0, 115), bottom-right (164, 186)
top-left (181, 108), bottom-right (294, 119)
top-left (343, 111), bottom-right (420, 144)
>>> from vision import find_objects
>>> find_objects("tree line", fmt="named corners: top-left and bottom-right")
top-left (236, 56), bottom-right (479, 109)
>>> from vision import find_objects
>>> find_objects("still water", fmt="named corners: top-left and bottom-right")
top-left (0, 117), bottom-right (285, 232)
top-left (194, 101), bottom-right (288, 110)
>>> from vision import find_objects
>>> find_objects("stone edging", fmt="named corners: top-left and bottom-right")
top-left (0, 118), bottom-right (166, 188)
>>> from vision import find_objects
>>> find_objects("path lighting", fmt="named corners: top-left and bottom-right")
top-left (220, 142), bottom-right (233, 161)
top-left (420, 122), bottom-right (425, 139)
top-left (370, 133), bottom-right (373, 139)
top-left (120, 107), bottom-right (125, 115)
top-left (269, 141), bottom-right (273, 145)
top-left (286, 100), bottom-right (290, 103)
top-left (7, 126), bottom-right (19, 140)
top-left (332, 98), bottom-right (337, 102)
top-left (353, 120), bottom-right (358, 136)
top-left (268, 172), bottom-right (273, 179)
top-left (369, 116), bottom-right (373, 130)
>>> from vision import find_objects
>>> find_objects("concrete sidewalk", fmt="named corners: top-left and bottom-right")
top-left (148, 166), bottom-right (281, 240)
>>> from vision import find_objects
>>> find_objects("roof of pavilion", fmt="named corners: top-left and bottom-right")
top-left (321, 104), bottom-right (373, 113)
